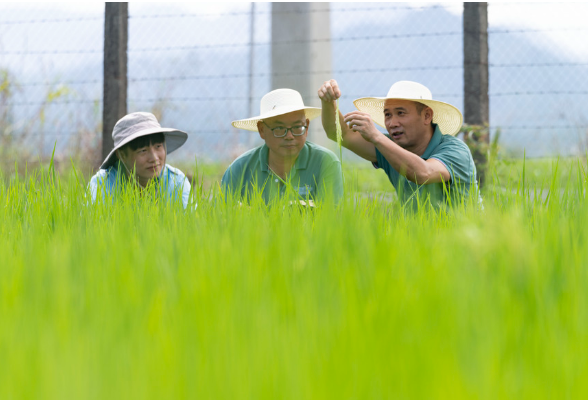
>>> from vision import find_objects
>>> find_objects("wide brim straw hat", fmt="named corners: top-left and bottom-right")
top-left (353, 81), bottom-right (463, 136)
top-left (232, 88), bottom-right (322, 131)
top-left (100, 112), bottom-right (188, 169)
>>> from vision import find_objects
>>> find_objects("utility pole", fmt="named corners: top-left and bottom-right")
top-left (463, 2), bottom-right (489, 186)
top-left (271, 3), bottom-right (332, 146)
top-left (102, 3), bottom-right (128, 162)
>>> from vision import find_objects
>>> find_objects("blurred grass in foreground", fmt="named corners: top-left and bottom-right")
top-left (1, 157), bottom-right (588, 399)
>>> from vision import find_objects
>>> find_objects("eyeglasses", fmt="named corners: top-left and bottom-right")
top-left (262, 121), bottom-right (307, 138)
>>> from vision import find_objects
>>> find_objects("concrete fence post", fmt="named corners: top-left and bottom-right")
top-left (271, 3), bottom-right (332, 147)
top-left (102, 3), bottom-right (128, 162)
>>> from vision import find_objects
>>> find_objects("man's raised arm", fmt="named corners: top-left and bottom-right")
top-left (342, 109), bottom-right (450, 185)
top-left (318, 79), bottom-right (377, 162)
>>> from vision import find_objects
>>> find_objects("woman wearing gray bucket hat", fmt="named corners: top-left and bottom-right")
top-left (318, 79), bottom-right (481, 208)
top-left (88, 112), bottom-right (192, 208)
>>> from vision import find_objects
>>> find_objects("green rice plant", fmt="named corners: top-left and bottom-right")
top-left (335, 99), bottom-right (343, 164)
top-left (1, 157), bottom-right (588, 399)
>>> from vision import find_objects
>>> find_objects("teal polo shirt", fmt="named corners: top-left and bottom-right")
top-left (222, 141), bottom-right (343, 204)
top-left (374, 123), bottom-right (481, 208)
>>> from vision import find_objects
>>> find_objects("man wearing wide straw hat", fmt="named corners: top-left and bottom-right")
top-left (222, 88), bottom-right (343, 205)
top-left (318, 79), bottom-right (480, 207)
top-left (88, 112), bottom-right (192, 208)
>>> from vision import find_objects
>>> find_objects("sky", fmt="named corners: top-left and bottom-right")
top-left (2, 2), bottom-right (586, 60)
top-left (5, 1), bottom-right (584, 54)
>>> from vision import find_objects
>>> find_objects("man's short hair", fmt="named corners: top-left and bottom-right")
top-left (415, 101), bottom-right (427, 114)
top-left (414, 101), bottom-right (435, 128)
top-left (119, 132), bottom-right (165, 154)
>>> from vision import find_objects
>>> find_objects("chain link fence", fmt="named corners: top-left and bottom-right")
top-left (487, 2), bottom-right (588, 157)
top-left (1, 2), bottom-right (587, 165)
top-left (0, 4), bottom-right (103, 162)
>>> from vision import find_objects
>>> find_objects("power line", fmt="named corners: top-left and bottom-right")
top-left (4, 130), bottom-right (234, 137)
top-left (127, 66), bottom-right (461, 82)
top-left (0, 16), bottom-right (102, 25)
top-left (17, 67), bottom-right (462, 87)
top-left (16, 61), bottom-right (588, 87)
top-left (14, 4), bottom-right (578, 28)
top-left (18, 80), bottom-right (102, 87)
top-left (134, 93), bottom-right (461, 101)
top-left (10, 126), bottom-right (588, 139)
top-left (10, 2), bottom-right (585, 26)
top-left (0, 32), bottom-right (463, 55)
top-left (4, 25), bottom-right (587, 56)
top-left (2, 3), bottom-right (583, 25)
top-left (9, 100), bottom-right (97, 106)
top-left (2, 131), bottom-right (97, 137)
top-left (0, 4), bottom-right (466, 25)
top-left (0, 49), bottom-right (102, 56)
top-left (488, 27), bottom-right (588, 34)
top-left (490, 125), bottom-right (588, 130)
top-left (490, 91), bottom-right (588, 96)
top-left (129, 4), bottom-right (463, 19)
top-left (8, 90), bottom-right (588, 107)
top-left (130, 97), bottom-right (250, 102)
top-left (130, 32), bottom-right (463, 52)
top-left (490, 62), bottom-right (588, 68)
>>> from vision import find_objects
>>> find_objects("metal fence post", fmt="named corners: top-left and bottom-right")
top-left (102, 3), bottom-right (128, 163)
top-left (463, 2), bottom-right (489, 186)
top-left (271, 3), bottom-right (332, 146)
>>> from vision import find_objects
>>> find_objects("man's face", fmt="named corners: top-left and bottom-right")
top-left (119, 140), bottom-right (166, 183)
top-left (258, 110), bottom-right (308, 160)
top-left (383, 99), bottom-right (432, 150)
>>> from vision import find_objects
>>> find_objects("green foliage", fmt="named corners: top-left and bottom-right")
top-left (0, 71), bottom-right (100, 170)
top-left (0, 69), bottom-right (15, 97)
top-left (39, 84), bottom-right (72, 124)
top-left (1, 160), bottom-right (588, 399)
top-left (0, 69), bottom-right (18, 158)
top-left (459, 123), bottom-right (497, 188)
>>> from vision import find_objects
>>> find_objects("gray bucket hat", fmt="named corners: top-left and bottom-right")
top-left (100, 112), bottom-right (188, 169)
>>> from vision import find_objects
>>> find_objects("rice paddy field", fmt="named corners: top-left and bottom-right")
top-left (1, 156), bottom-right (588, 399)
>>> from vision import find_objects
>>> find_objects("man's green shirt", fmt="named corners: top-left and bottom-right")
top-left (374, 123), bottom-right (481, 207)
top-left (222, 141), bottom-right (343, 204)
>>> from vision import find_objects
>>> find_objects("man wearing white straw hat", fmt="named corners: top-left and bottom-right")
top-left (318, 79), bottom-right (480, 207)
top-left (88, 112), bottom-right (192, 208)
top-left (222, 88), bottom-right (343, 205)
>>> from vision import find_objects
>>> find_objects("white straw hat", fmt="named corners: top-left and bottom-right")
top-left (100, 112), bottom-right (188, 169)
top-left (353, 81), bottom-right (463, 136)
top-left (232, 88), bottom-right (321, 131)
